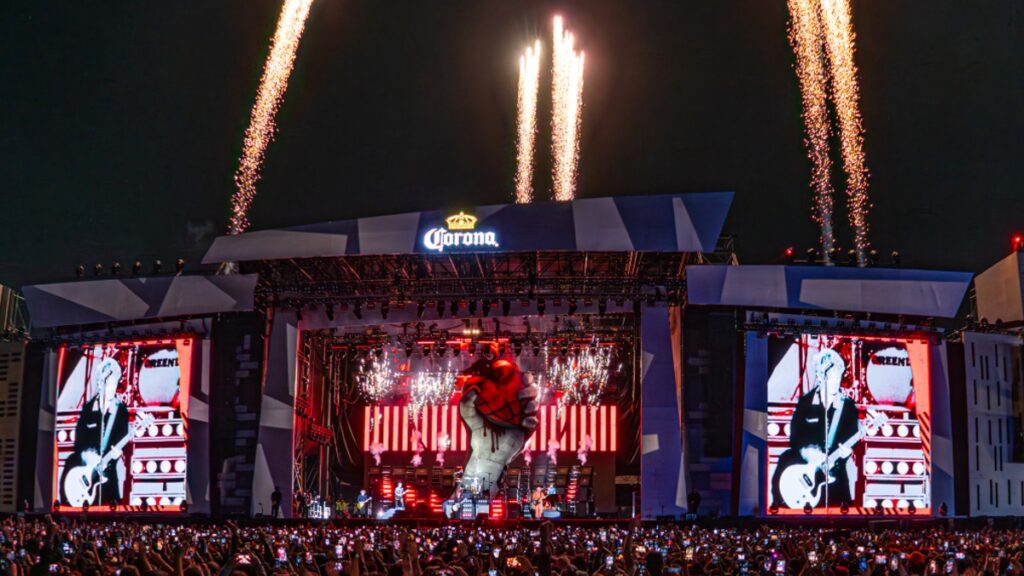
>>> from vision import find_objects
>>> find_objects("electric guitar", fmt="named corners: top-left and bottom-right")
top-left (62, 412), bottom-right (155, 507)
top-left (356, 497), bottom-right (373, 511)
top-left (777, 411), bottom-right (888, 509)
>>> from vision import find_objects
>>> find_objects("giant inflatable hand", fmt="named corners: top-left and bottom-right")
top-left (457, 352), bottom-right (539, 497)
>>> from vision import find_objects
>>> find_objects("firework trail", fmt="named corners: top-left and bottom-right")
top-left (820, 0), bottom-right (870, 266)
top-left (515, 40), bottom-right (543, 204)
top-left (229, 0), bottom-right (315, 236)
top-left (787, 0), bottom-right (836, 261)
top-left (551, 16), bottom-right (585, 202)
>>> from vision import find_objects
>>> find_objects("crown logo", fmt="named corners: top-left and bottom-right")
top-left (445, 212), bottom-right (477, 231)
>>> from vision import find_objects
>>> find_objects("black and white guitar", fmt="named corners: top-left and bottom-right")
top-left (776, 411), bottom-right (888, 509)
top-left (62, 412), bottom-right (154, 507)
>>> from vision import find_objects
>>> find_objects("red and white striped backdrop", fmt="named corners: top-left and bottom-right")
top-left (363, 404), bottom-right (618, 453)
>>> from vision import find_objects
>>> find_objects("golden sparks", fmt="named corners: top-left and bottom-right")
top-left (551, 16), bottom-right (585, 202)
top-left (820, 0), bottom-right (870, 266)
top-left (515, 40), bottom-right (543, 204)
top-left (229, 0), bottom-right (315, 236)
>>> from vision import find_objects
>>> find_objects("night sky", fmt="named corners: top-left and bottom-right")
top-left (2, 2), bottom-right (1022, 289)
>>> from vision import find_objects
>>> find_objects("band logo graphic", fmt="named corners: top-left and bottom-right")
top-left (422, 212), bottom-right (500, 253)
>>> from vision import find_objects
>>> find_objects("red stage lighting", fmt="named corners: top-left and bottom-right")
top-left (784, 246), bottom-right (795, 259)
top-left (1013, 234), bottom-right (1023, 252)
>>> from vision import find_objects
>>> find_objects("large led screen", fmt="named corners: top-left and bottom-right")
top-left (766, 334), bottom-right (931, 515)
top-left (55, 338), bottom-right (192, 512)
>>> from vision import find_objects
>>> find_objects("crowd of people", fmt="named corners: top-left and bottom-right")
top-left (1, 516), bottom-right (1021, 576)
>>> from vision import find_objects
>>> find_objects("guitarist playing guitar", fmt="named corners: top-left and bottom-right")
top-left (60, 358), bottom-right (132, 507)
top-left (772, 349), bottom-right (861, 510)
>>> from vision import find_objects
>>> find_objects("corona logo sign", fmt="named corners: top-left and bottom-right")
top-left (423, 212), bottom-right (500, 253)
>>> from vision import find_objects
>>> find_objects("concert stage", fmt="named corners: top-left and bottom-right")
top-left (14, 191), bottom-right (982, 522)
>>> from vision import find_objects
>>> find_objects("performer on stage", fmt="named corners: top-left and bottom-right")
top-left (531, 485), bottom-right (545, 518)
top-left (60, 358), bottom-right (130, 506)
top-left (356, 489), bottom-right (373, 518)
top-left (394, 482), bottom-right (406, 511)
top-left (772, 349), bottom-right (860, 508)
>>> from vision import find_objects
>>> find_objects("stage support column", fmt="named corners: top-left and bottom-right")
top-left (251, 310), bottom-right (299, 517)
top-left (32, 347), bottom-right (58, 511)
top-left (640, 306), bottom-right (687, 519)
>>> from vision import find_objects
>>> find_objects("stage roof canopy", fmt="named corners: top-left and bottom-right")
top-left (202, 192), bottom-right (734, 264)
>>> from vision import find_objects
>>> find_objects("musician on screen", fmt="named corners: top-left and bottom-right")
top-left (773, 349), bottom-right (860, 509)
top-left (61, 358), bottom-right (130, 506)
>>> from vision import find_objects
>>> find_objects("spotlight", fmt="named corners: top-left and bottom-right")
top-left (152, 259), bottom-right (163, 274)
top-left (847, 249), bottom-right (857, 265)
top-left (417, 301), bottom-right (425, 319)
top-left (381, 301), bottom-right (390, 320)
top-left (537, 299), bottom-right (546, 316)
top-left (175, 258), bottom-right (185, 274)
top-left (111, 262), bottom-right (121, 275)
top-left (75, 265), bottom-right (85, 278)
top-left (868, 249), bottom-right (879, 266)
top-left (828, 247), bottom-right (839, 262)
top-left (93, 263), bottom-right (104, 277)
top-left (890, 250), bottom-right (901, 267)
top-left (805, 247), bottom-right (818, 262)
top-left (1014, 234), bottom-right (1024, 253)
top-left (132, 260), bottom-right (142, 275)
top-left (783, 246), bottom-right (795, 261)
top-left (501, 299), bottom-right (511, 317)
top-left (353, 301), bottom-right (363, 320)
top-left (326, 304), bottom-right (335, 321)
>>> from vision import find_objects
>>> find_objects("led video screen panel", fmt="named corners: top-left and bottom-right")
top-left (55, 338), bottom-right (192, 512)
top-left (766, 334), bottom-right (931, 515)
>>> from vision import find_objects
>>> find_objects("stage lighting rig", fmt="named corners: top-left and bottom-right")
top-left (890, 250), bottom-right (901, 267)
top-left (93, 263), bottom-right (103, 277)
top-left (75, 265), bottom-right (85, 278)
top-left (132, 260), bottom-right (142, 275)
top-left (868, 249), bottom-right (879, 266)
top-left (1013, 233), bottom-right (1023, 252)
top-left (111, 262), bottom-right (121, 275)
top-left (152, 259), bottom-right (163, 274)
top-left (175, 258), bottom-right (185, 274)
